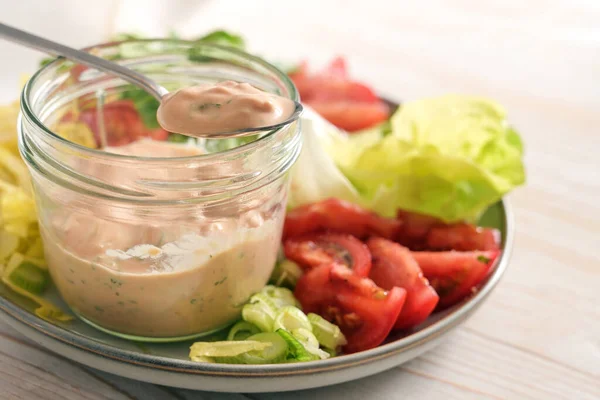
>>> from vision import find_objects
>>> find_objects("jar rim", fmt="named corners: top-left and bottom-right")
top-left (20, 38), bottom-right (302, 162)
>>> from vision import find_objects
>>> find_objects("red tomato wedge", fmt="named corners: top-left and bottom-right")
top-left (323, 56), bottom-right (348, 78)
top-left (309, 101), bottom-right (390, 132)
top-left (412, 250), bottom-right (500, 308)
top-left (426, 224), bottom-right (501, 251)
top-left (288, 57), bottom-right (390, 132)
top-left (294, 263), bottom-right (406, 353)
top-left (367, 238), bottom-right (439, 330)
top-left (63, 100), bottom-right (168, 147)
top-left (283, 198), bottom-right (402, 240)
top-left (284, 233), bottom-right (372, 277)
top-left (396, 210), bottom-right (442, 249)
top-left (396, 210), bottom-right (501, 251)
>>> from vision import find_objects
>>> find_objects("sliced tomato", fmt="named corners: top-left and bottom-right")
top-left (367, 238), bottom-right (439, 330)
top-left (294, 263), bottom-right (406, 353)
top-left (308, 101), bottom-right (389, 132)
top-left (323, 56), bottom-right (348, 78)
top-left (412, 250), bottom-right (500, 308)
top-left (293, 261), bottom-right (335, 312)
top-left (395, 209), bottom-right (441, 249)
top-left (283, 198), bottom-right (402, 240)
top-left (283, 233), bottom-right (372, 276)
top-left (67, 100), bottom-right (166, 147)
top-left (306, 80), bottom-right (381, 103)
top-left (148, 127), bottom-right (169, 141)
top-left (426, 223), bottom-right (501, 251)
top-left (287, 57), bottom-right (390, 132)
top-left (396, 210), bottom-right (501, 251)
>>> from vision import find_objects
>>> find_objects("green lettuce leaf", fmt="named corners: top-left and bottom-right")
top-left (290, 96), bottom-right (525, 222)
top-left (287, 107), bottom-right (361, 209)
top-left (328, 95), bottom-right (525, 222)
top-left (196, 30), bottom-right (245, 49)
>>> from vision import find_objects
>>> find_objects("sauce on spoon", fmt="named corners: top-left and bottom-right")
top-left (157, 80), bottom-right (296, 137)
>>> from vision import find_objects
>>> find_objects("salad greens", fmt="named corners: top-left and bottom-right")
top-left (189, 285), bottom-right (346, 364)
top-left (114, 29), bottom-right (247, 141)
top-left (120, 87), bottom-right (161, 129)
top-left (287, 107), bottom-right (363, 208)
top-left (289, 96), bottom-right (526, 223)
top-left (269, 259), bottom-right (303, 289)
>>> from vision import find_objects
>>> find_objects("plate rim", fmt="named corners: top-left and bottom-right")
top-left (0, 199), bottom-right (514, 377)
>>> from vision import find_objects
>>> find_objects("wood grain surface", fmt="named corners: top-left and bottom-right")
top-left (0, 0), bottom-right (598, 399)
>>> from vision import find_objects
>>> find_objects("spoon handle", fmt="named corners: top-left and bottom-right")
top-left (0, 22), bottom-right (168, 100)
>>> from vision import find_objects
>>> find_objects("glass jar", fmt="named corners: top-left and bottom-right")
top-left (18, 40), bottom-right (302, 341)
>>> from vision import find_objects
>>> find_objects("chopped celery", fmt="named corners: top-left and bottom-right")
top-left (5, 252), bottom-right (46, 272)
top-left (269, 259), bottom-right (303, 288)
top-left (241, 292), bottom-right (280, 331)
top-left (292, 328), bottom-right (330, 360)
top-left (8, 261), bottom-right (49, 294)
top-left (276, 329), bottom-right (317, 362)
top-left (189, 340), bottom-right (271, 360)
top-left (5, 253), bottom-right (48, 293)
top-left (1, 276), bottom-right (72, 322)
top-left (273, 306), bottom-right (312, 333)
top-left (227, 321), bottom-right (261, 341)
top-left (323, 347), bottom-right (337, 357)
top-left (1, 253), bottom-right (71, 323)
top-left (237, 332), bottom-right (288, 364)
top-left (241, 304), bottom-right (275, 332)
top-left (248, 292), bottom-right (280, 313)
top-left (308, 313), bottom-right (348, 350)
top-left (261, 285), bottom-right (300, 308)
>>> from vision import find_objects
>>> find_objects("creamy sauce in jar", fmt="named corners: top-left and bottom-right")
top-left (42, 139), bottom-right (284, 337)
top-left (157, 81), bottom-right (296, 136)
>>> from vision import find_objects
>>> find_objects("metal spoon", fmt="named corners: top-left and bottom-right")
top-left (0, 22), bottom-right (302, 138)
top-left (0, 22), bottom-right (168, 101)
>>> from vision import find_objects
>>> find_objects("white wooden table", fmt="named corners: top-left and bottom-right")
top-left (0, 1), bottom-right (598, 398)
